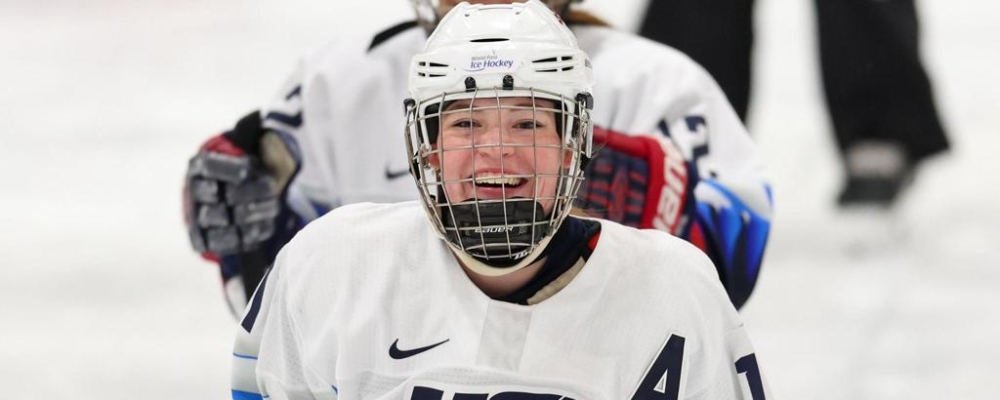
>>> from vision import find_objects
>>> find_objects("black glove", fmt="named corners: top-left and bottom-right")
top-left (184, 111), bottom-right (300, 311)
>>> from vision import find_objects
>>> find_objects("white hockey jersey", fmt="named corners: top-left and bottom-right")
top-left (232, 202), bottom-right (769, 399)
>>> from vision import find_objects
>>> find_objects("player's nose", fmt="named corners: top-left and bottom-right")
top-left (475, 126), bottom-right (516, 158)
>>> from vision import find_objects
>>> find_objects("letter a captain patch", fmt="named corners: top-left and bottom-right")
top-left (631, 334), bottom-right (688, 399)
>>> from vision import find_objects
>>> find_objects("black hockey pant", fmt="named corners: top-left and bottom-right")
top-left (638, 0), bottom-right (949, 162)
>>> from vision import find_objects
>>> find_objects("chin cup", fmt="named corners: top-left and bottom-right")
top-left (441, 199), bottom-right (551, 266)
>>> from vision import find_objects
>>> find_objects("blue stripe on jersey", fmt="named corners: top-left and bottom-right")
top-left (241, 269), bottom-right (271, 333)
top-left (265, 111), bottom-right (303, 128)
top-left (232, 389), bottom-right (264, 400)
top-left (233, 352), bottom-right (258, 360)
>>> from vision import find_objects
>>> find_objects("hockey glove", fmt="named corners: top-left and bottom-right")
top-left (576, 127), bottom-right (770, 310)
top-left (575, 126), bottom-right (695, 235)
top-left (184, 111), bottom-right (301, 312)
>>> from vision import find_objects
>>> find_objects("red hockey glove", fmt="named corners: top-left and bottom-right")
top-left (575, 127), bottom-right (694, 235)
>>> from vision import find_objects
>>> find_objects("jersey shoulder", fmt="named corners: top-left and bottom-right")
top-left (300, 20), bottom-right (424, 73)
top-left (594, 219), bottom-right (724, 293)
top-left (582, 219), bottom-right (743, 336)
top-left (295, 201), bottom-right (426, 246)
top-left (573, 25), bottom-right (714, 85)
top-left (276, 202), bottom-right (428, 277)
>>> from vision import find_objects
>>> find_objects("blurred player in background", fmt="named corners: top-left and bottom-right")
top-left (639, 0), bottom-right (949, 207)
top-left (184, 0), bottom-right (773, 313)
top-left (231, 3), bottom-right (770, 397)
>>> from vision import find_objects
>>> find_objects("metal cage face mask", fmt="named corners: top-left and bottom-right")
top-left (404, 86), bottom-right (593, 273)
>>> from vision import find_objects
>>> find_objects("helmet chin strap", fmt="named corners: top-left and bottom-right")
top-left (450, 234), bottom-right (555, 277)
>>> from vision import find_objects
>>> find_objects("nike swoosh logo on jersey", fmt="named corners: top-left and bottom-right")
top-left (389, 338), bottom-right (449, 360)
top-left (384, 164), bottom-right (410, 180)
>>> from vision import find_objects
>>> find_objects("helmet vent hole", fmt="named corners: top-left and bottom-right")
top-left (536, 66), bottom-right (575, 73)
top-left (416, 60), bottom-right (449, 78)
top-left (532, 55), bottom-right (574, 64)
top-left (532, 55), bottom-right (577, 73)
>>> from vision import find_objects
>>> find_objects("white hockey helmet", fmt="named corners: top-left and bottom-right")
top-left (404, 0), bottom-right (595, 276)
top-left (410, 0), bottom-right (583, 33)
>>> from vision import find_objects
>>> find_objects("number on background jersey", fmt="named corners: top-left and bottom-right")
top-left (735, 354), bottom-right (765, 399)
top-left (631, 335), bottom-right (686, 400)
top-left (658, 116), bottom-right (710, 176)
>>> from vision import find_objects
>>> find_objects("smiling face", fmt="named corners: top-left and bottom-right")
top-left (431, 96), bottom-right (568, 214)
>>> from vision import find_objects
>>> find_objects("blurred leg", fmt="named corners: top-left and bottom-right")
top-left (816, 0), bottom-right (949, 205)
top-left (639, 0), bottom-right (756, 121)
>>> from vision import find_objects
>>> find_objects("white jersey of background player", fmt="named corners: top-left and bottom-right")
top-left (232, 3), bottom-right (769, 398)
top-left (184, 0), bottom-right (772, 315)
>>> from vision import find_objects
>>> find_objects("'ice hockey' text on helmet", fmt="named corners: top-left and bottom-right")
top-left (404, 0), bottom-right (595, 277)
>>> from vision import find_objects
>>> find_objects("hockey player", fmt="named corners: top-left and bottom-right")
top-left (231, 3), bottom-right (770, 398)
top-left (184, 0), bottom-right (772, 313)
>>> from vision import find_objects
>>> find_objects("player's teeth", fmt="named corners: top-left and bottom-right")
top-left (474, 176), bottom-right (521, 186)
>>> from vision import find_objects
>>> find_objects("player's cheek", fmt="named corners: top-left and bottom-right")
top-left (427, 152), bottom-right (440, 169)
top-left (441, 149), bottom-right (471, 198)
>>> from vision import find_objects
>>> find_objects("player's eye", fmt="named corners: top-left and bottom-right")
top-left (514, 120), bottom-right (544, 130)
top-left (450, 119), bottom-right (479, 129)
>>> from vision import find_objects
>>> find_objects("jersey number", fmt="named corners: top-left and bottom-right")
top-left (631, 335), bottom-right (685, 400)
top-left (736, 354), bottom-right (766, 399)
top-left (632, 335), bottom-right (765, 399)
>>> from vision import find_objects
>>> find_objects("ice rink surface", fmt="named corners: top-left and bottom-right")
top-left (1, 0), bottom-right (997, 398)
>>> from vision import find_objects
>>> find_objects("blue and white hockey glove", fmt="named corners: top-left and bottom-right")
top-left (183, 111), bottom-right (302, 313)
